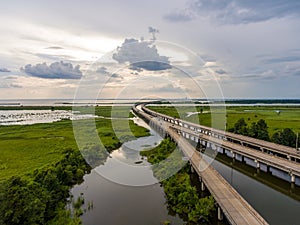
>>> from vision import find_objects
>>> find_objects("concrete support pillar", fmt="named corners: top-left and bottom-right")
top-left (287, 155), bottom-right (291, 161)
top-left (219, 147), bottom-right (224, 154)
top-left (267, 165), bottom-right (271, 173)
top-left (291, 174), bottom-right (295, 183)
top-left (218, 207), bottom-right (224, 221)
top-left (211, 143), bottom-right (215, 150)
top-left (255, 159), bottom-right (260, 169)
top-left (201, 181), bottom-right (206, 191)
top-left (232, 151), bottom-right (236, 159)
top-left (191, 166), bottom-right (195, 173)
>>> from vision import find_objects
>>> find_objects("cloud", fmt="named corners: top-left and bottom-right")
top-left (21, 61), bottom-right (82, 79)
top-left (263, 55), bottom-right (300, 64)
top-left (0, 83), bottom-right (22, 88)
top-left (148, 83), bottom-right (185, 93)
top-left (4, 76), bottom-right (18, 80)
top-left (112, 38), bottom-right (171, 71)
top-left (166, 0), bottom-right (300, 24)
top-left (46, 46), bottom-right (64, 50)
top-left (232, 70), bottom-right (277, 81)
top-left (35, 53), bottom-right (76, 61)
top-left (164, 9), bottom-right (194, 22)
top-left (0, 68), bottom-right (11, 72)
top-left (96, 66), bottom-right (109, 75)
top-left (215, 69), bottom-right (227, 74)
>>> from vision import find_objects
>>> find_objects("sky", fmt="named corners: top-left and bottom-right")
top-left (0, 0), bottom-right (300, 99)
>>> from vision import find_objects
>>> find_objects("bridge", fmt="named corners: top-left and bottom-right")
top-left (141, 105), bottom-right (300, 185)
top-left (143, 105), bottom-right (300, 163)
top-left (132, 104), bottom-right (269, 225)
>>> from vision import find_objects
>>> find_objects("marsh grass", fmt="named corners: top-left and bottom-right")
top-left (0, 106), bottom-right (149, 181)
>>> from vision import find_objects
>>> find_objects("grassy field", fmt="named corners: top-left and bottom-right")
top-left (149, 105), bottom-right (300, 135)
top-left (0, 106), bottom-right (149, 181)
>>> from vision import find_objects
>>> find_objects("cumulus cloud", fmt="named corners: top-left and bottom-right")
top-left (0, 68), bottom-right (11, 72)
top-left (166, 0), bottom-right (300, 24)
top-left (21, 61), bottom-right (82, 79)
top-left (112, 38), bottom-right (171, 71)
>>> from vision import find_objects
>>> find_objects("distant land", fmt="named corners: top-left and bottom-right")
top-left (0, 98), bottom-right (300, 107)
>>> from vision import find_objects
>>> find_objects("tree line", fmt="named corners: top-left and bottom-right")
top-left (0, 148), bottom-right (91, 225)
top-left (228, 118), bottom-right (299, 148)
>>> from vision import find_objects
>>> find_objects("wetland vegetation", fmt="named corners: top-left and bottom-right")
top-left (0, 106), bottom-right (149, 224)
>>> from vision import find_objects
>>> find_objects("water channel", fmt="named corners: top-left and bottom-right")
top-left (71, 116), bottom-right (300, 225)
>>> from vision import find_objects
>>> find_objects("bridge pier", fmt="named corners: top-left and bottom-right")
top-left (291, 174), bottom-right (295, 183)
top-left (218, 206), bottom-right (224, 221)
top-left (241, 155), bottom-right (245, 163)
top-left (191, 166), bottom-right (195, 173)
top-left (254, 159), bottom-right (260, 170)
top-left (201, 180), bottom-right (206, 191)
top-left (266, 165), bottom-right (271, 173)
top-left (231, 151), bottom-right (236, 163)
top-left (218, 146), bottom-right (224, 154)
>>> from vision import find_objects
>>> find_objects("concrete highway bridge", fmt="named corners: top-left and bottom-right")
top-left (140, 105), bottom-right (300, 185)
top-left (132, 104), bottom-right (270, 225)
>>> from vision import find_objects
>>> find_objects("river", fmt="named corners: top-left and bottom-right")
top-left (71, 117), bottom-right (184, 225)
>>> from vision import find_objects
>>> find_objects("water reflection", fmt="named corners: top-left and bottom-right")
top-left (94, 118), bottom-right (163, 186)
top-left (71, 117), bottom-right (184, 225)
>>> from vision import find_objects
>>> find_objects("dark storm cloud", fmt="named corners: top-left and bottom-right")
top-left (112, 38), bottom-right (171, 71)
top-left (166, 0), bottom-right (300, 24)
top-left (21, 61), bottom-right (82, 79)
